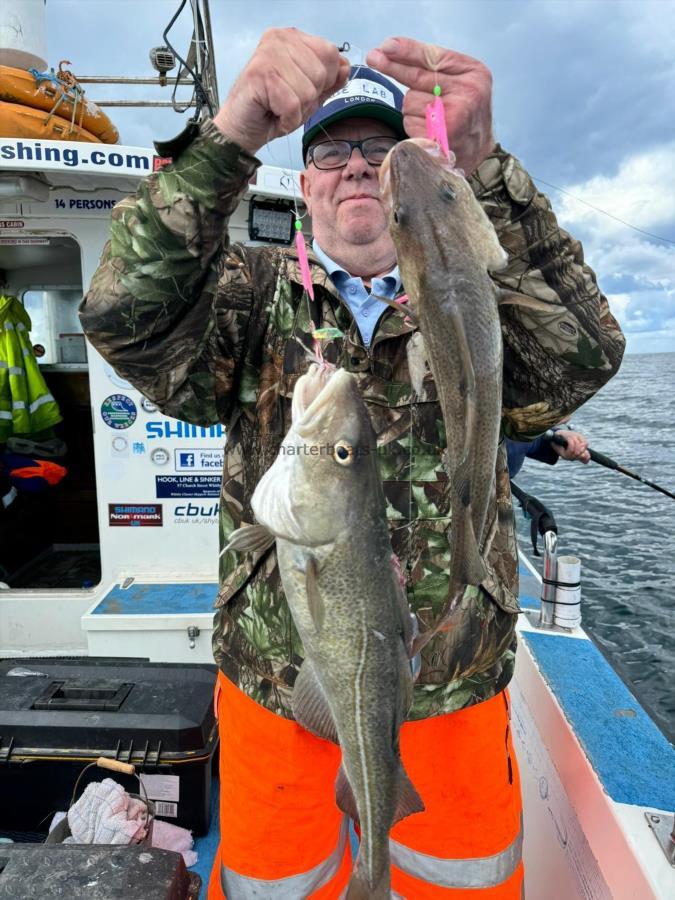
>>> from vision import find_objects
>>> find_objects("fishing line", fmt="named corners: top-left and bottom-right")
top-left (530, 177), bottom-right (675, 246)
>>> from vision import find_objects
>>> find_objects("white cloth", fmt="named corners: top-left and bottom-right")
top-left (151, 818), bottom-right (198, 867)
top-left (54, 778), bottom-right (198, 866)
top-left (64, 777), bottom-right (148, 845)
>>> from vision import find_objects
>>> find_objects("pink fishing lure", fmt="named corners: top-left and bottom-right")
top-left (425, 94), bottom-right (451, 159)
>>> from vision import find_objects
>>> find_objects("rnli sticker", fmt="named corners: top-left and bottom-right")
top-left (101, 394), bottom-right (137, 430)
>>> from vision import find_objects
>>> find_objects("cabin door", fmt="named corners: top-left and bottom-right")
top-left (0, 234), bottom-right (101, 590)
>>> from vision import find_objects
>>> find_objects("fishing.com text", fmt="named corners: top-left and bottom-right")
top-left (0, 141), bottom-right (151, 171)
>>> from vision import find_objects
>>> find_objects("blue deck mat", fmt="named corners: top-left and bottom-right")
top-left (93, 582), bottom-right (218, 615)
top-left (522, 631), bottom-right (675, 811)
top-left (517, 559), bottom-right (541, 610)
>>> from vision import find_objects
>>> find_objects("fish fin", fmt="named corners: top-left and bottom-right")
top-left (220, 524), bottom-right (275, 556)
top-left (452, 456), bottom-right (486, 586)
top-left (292, 660), bottom-right (338, 744)
top-left (453, 455), bottom-right (473, 509)
top-left (305, 555), bottom-right (325, 631)
top-left (394, 764), bottom-right (425, 824)
top-left (345, 868), bottom-right (390, 899)
top-left (335, 764), bottom-right (359, 823)
top-left (371, 292), bottom-right (419, 328)
top-left (405, 331), bottom-right (429, 397)
top-left (456, 518), bottom-right (487, 586)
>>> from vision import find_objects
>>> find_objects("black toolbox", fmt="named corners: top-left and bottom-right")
top-left (0, 658), bottom-right (218, 836)
top-left (0, 844), bottom-right (201, 899)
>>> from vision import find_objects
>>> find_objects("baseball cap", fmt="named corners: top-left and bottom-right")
top-left (302, 66), bottom-right (406, 161)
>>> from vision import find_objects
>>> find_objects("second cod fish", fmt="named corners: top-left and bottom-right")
top-left (380, 138), bottom-right (508, 626)
top-left (225, 364), bottom-right (424, 899)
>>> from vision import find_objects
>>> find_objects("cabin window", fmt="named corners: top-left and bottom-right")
top-left (22, 288), bottom-right (84, 364)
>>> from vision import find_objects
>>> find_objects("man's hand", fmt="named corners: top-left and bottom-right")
top-left (214, 28), bottom-right (349, 155)
top-left (366, 37), bottom-right (494, 174)
top-left (553, 431), bottom-right (591, 464)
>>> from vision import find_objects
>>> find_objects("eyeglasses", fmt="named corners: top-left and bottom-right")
top-left (307, 137), bottom-right (398, 170)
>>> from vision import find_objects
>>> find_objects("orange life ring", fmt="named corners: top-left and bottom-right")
top-left (0, 65), bottom-right (119, 144)
top-left (0, 99), bottom-right (100, 143)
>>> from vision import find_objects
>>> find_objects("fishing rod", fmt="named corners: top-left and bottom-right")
top-left (545, 430), bottom-right (675, 501)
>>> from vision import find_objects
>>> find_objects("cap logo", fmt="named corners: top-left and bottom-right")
top-left (323, 78), bottom-right (396, 109)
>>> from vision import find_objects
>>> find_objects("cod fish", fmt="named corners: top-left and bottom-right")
top-left (380, 138), bottom-right (508, 624)
top-left (226, 364), bottom-right (424, 899)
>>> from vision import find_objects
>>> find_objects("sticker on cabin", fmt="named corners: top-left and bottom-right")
top-left (150, 447), bottom-right (170, 466)
top-left (173, 502), bottom-right (220, 524)
top-left (101, 394), bottom-right (138, 430)
top-left (140, 397), bottom-right (158, 413)
top-left (111, 435), bottom-right (129, 458)
top-left (155, 475), bottom-right (221, 498)
top-left (108, 504), bottom-right (163, 526)
top-left (174, 448), bottom-right (224, 471)
top-left (103, 362), bottom-right (133, 390)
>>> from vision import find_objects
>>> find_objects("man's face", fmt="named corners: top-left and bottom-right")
top-left (300, 118), bottom-right (398, 264)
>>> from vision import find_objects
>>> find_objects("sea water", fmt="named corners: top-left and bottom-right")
top-left (513, 352), bottom-right (675, 741)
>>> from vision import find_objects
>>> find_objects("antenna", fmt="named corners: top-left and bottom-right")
top-left (72, 0), bottom-right (219, 118)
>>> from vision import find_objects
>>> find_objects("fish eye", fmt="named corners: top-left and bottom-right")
top-left (333, 441), bottom-right (354, 465)
top-left (440, 181), bottom-right (456, 202)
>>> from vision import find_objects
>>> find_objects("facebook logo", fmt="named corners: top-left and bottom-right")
top-left (178, 452), bottom-right (195, 468)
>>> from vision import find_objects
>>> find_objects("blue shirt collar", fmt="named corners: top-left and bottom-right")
top-left (312, 240), bottom-right (401, 292)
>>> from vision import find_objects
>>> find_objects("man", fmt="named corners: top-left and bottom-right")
top-left (81, 29), bottom-right (625, 899)
top-left (507, 424), bottom-right (591, 479)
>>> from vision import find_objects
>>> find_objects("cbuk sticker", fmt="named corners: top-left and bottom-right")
top-left (101, 395), bottom-right (137, 430)
top-left (173, 502), bottom-right (220, 523)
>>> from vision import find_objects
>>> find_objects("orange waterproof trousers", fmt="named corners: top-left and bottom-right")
top-left (208, 671), bottom-right (523, 899)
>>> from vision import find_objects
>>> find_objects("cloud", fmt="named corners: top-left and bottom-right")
top-left (539, 141), bottom-right (675, 354)
top-left (552, 142), bottom-right (675, 238)
top-left (41, 0), bottom-right (675, 352)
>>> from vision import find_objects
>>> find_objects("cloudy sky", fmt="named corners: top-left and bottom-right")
top-left (44, 0), bottom-right (675, 354)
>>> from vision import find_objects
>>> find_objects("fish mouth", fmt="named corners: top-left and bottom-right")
top-left (294, 366), bottom-right (355, 439)
top-left (380, 138), bottom-right (461, 212)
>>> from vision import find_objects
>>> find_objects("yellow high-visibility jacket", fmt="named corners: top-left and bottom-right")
top-left (0, 295), bottom-right (62, 441)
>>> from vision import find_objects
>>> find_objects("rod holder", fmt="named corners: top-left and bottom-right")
top-left (539, 530), bottom-right (558, 628)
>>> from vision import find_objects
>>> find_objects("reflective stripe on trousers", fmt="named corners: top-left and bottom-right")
top-left (220, 816), bottom-right (349, 899)
top-left (390, 817), bottom-right (523, 889)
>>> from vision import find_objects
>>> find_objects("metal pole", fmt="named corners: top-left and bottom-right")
top-left (202, 0), bottom-right (220, 108)
top-left (539, 531), bottom-right (557, 628)
top-left (91, 100), bottom-right (196, 108)
top-left (76, 76), bottom-right (193, 85)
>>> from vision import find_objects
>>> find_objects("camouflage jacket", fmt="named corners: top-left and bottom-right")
top-left (81, 119), bottom-right (625, 720)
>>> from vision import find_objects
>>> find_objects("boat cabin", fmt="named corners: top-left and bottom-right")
top-left (0, 137), bottom-right (302, 661)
